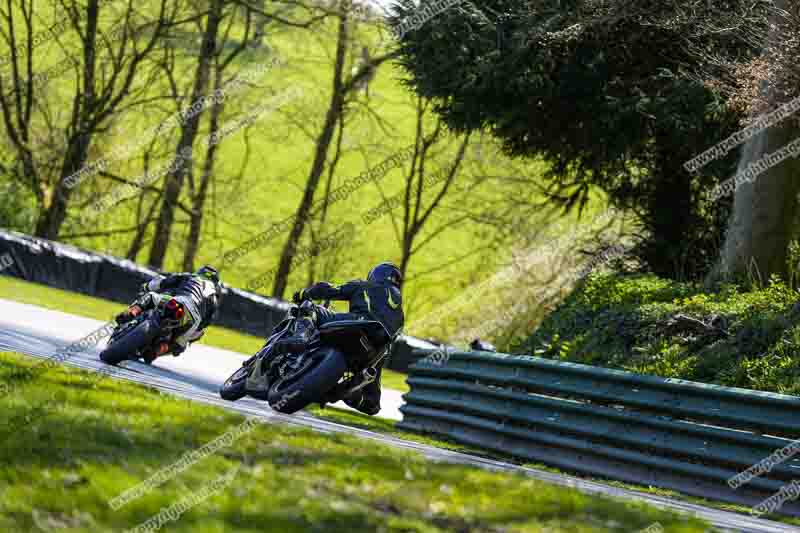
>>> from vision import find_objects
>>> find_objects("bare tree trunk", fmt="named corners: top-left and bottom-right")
top-left (718, 123), bottom-right (800, 283)
top-left (271, 8), bottom-right (350, 299)
top-left (148, 0), bottom-right (224, 269)
top-left (35, 129), bottom-right (91, 238)
top-left (307, 116), bottom-right (345, 284)
top-left (126, 197), bottom-right (160, 260)
top-left (34, 0), bottom-right (104, 239)
top-left (35, 0), bottom-right (101, 239)
top-left (182, 60), bottom-right (224, 271)
top-left (716, 0), bottom-right (800, 283)
top-left (393, 98), bottom-right (471, 281)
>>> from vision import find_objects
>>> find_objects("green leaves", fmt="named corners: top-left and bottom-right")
top-left (395, 0), bottom-right (747, 279)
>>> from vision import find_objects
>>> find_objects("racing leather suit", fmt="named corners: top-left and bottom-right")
top-left (297, 279), bottom-right (404, 415)
top-left (137, 273), bottom-right (222, 355)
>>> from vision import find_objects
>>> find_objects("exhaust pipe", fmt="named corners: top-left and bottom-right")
top-left (362, 366), bottom-right (378, 384)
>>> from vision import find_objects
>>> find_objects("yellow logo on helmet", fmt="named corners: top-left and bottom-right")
top-left (387, 290), bottom-right (400, 309)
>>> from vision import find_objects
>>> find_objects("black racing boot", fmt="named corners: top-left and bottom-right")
top-left (140, 348), bottom-right (157, 365)
top-left (141, 342), bottom-right (170, 365)
top-left (343, 390), bottom-right (380, 416)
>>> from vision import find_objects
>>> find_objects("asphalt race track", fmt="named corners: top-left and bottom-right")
top-left (0, 298), bottom-right (796, 533)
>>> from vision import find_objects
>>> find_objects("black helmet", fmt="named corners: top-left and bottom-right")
top-left (196, 265), bottom-right (220, 284)
top-left (367, 262), bottom-right (402, 288)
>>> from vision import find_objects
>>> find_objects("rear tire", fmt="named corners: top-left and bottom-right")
top-left (267, 347), bottom-right (346, 414)
top-left (99, 319), bottom-right (158, 365)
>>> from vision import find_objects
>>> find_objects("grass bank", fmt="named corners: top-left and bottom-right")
top-left (0, 351), bottom-right (706, 532)
top-left (518, 273), bottom-right (800, 395)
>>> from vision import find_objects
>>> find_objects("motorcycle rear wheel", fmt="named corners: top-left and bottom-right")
top-left (267, 347), bottom-right (347, 414)
top-left (99, 319), bottom-right (158, 365)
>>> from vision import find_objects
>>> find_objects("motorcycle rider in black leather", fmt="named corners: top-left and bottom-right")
top-left (115, 265), bottom-right (223, 362)
top-left (283, 262), bottom-right (404, 415)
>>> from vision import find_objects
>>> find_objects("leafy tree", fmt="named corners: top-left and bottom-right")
top-left (0, 0), bottom-right (181, 240)
top-left (391, 0), bottom-right (755, 279)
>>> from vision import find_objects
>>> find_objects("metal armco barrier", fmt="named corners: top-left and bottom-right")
top-left (399, 350), bottom-right (800, 516)
top-left (0, 229), bottom-right (290, 336)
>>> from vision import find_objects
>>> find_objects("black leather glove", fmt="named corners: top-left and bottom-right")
top-left (292, 290), bottom-right (303, 304)
top-left (305, 282), bottom-right (334, 299)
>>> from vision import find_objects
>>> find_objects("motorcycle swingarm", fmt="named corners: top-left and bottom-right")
top-left (339, 362), bottom-right (383, 398)
top-left (344, 347), bottom-right (390, 388)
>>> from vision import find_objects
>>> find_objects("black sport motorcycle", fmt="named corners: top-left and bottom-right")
top-left (99, 297), bottom-right (186, 365)
top-left (219, 300), bottom-right (396, 414)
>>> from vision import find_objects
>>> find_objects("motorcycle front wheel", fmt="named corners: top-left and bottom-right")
top-left (219, 362), bottom-right (254, 401)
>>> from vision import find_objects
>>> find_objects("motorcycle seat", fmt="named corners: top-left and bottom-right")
top-left (318, 319), bottom-right (383, 331)
top-left (317, 320), bottom-right (392, 360)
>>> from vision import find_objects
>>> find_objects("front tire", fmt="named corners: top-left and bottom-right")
top-left (99, 319), bottom-right (158, 365)
top-left (219, 363), bottom-right (252, 401)
top-left (267, 347), bottom-right (346, 414)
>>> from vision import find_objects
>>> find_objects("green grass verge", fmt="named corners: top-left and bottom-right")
top-left (0, 351), bottom-right (707, 533)
top-left (309, 406), bottom-right (800, 528)
top-left (0, 274), bottom-right (409, 393)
